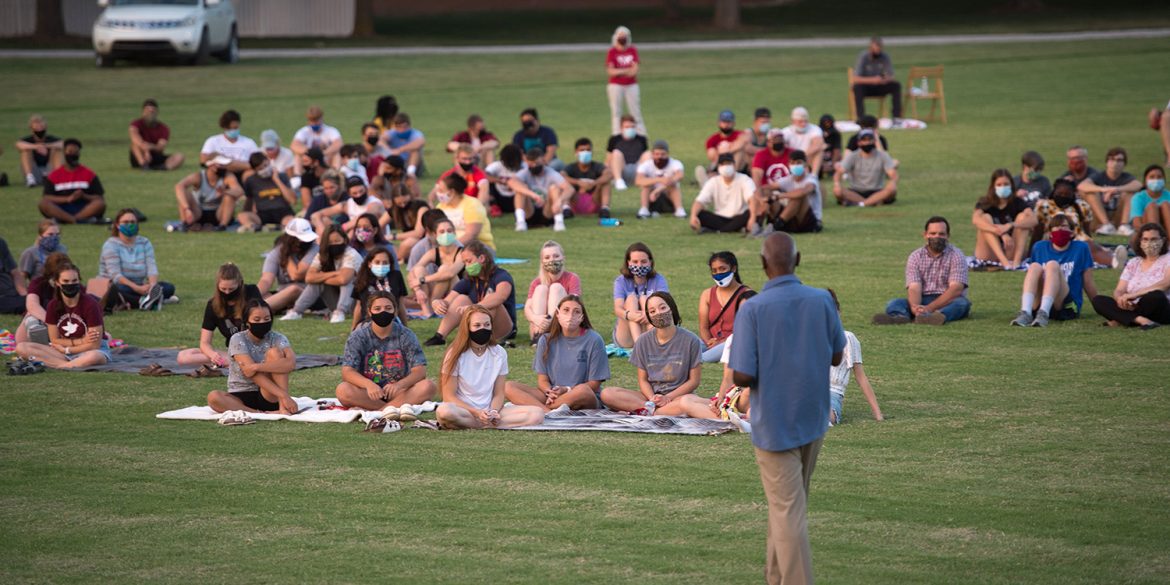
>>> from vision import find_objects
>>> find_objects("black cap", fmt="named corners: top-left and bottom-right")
top-left (717, 153), bottom-right (736, 165)
top-left (345, 175), bottom-right (365, 188)
top-left (754, 107), bottom-right (772, 119)
top-left (385, 155), bottom-right (405, 169)
top-left (306, 146), bottom-right (325, 164)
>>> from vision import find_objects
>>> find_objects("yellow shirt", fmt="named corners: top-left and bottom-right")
top-left (439, 195), bottom-right (495, 250)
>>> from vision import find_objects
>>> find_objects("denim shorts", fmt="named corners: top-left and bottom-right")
top-left (829, 392), bottom-right (844, 427)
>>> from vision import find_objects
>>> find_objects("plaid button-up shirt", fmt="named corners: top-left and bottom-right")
top-left (905, 245), bottom-right (968, 297)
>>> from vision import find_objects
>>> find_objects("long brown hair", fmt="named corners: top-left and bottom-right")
top-left (979, 168), bottom-right (1015, 208)
top-left (464, 240), bottom-right (496, 279)
top-left (210, 263), bottom-right (245, 321)
top-left (619, 242), bottom-right (657, 280)
top-left (541, 295), bottom-right (592, 368)
top-left (440, 304), bottom-right (495, 391)
top-left (52, 262), bottom-right (81, 306)
top-left (277, 233), bottom-right (312, 270)
top-left (317, 224), bottom-right (347, 271)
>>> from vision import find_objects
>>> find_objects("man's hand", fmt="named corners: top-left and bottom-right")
top-left (911, 304), bottom-right (929, 316)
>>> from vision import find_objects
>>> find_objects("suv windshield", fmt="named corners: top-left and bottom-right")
top-left (112, 0), bottom-right (200, 6)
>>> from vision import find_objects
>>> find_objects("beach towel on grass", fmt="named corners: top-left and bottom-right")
top-left (504, 408), bottom-right (741, 436)
top-left (80, 345), bottom-right (339, 374)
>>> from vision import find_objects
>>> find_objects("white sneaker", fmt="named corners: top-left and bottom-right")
top-left (548, 404), bottom-right (571, 416)
top-left (694, 165), bottom-right (708, 185)
top-left (673, 207), bottom-right (687, 218)
top-left (636, 207), bottom-right (651, 219)
top-left (25, 173), bottom-right (36, 187)
top-left (615, 178), bottom-right (628, 190)
top-left (163, 295), bottom-right (180, 305)
top-left (1095, 223), bottom-right (1117, 236)
top-left (280, 311), bottom-right (302, 321)
top-left (329, 310), bottom-right (346, 324)
top-left (1112, 245), bottom-right (1128, 269)
top-left (553, 218), bottom-right (566, 232)
top-left (217, 410), bottom-right (254, 426)
top-left (397, 404), bottom-right (418, 422)
top-left (515, 220), bottom-right (528, 232)
top-left (380, 404), bottom-right (400, 421)
top-left (1117, 224), bottom-right (1135, 237)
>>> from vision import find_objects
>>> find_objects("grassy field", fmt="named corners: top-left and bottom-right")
top-left (0, 34), bottom-right (1169, 584)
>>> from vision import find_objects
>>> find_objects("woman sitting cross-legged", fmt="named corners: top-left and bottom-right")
top-left (435, 305), bottom-right (545, 429)
top-left (207, 299), bottom-right (299, 415)
top-left (505, 295), bottom-right (610, 411)
top-left (600, 291), bottom-right (713, 417)
top-left (423, 240), bottom-right (516, 347)
top-left (1090, 222), bottom-right (1170, 329)
top-left (697, 250), bottom-right (751, 362)
top-left (177, 262), bottom-right (261, 368)
top-left (335, 291), bottom-right (436, 413)
top-left (15, 262), bottom-right (111, 369)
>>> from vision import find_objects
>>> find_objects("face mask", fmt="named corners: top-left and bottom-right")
top-left (653, 158), bottom-right (668, 169)
top-left (257, 166), bottom-right (273, 179)
top-left (310, 124), bottom-right (322, 132)
top-left (366, 135), bottom-right (379, 147)
top-left (770, 142), bottom-right (784, 152)
top-left (522, 120), bottom-right (536, 130)
top-left (39, 234), bottom-right (59, 253)
top-left (1049, 229), bottom-right (1073, 248)
top-left (352, 194), bottom-right (368, 206)
top-left (64, 154), bottom-right (79, 166)
top-left (795, 125), bottom-right (808, 134)
top-left (1148, 178), bottom-right (1166, 193)
top-left (458, 162), bottom-right (474, 172)
top-left (1053, 192), bottom-right (1076, 208)
top-left (790, 164), bottom-right (806, 177)
top-left (219, 286), bottom-right (239, 299)
top-left (860, 143), bottom-right (876, 153)
top-left (382, 172), bottom-right (397, 182)
top-left (395, 130), bottom-right (413, 141)
top-left (32, 130), bottom-right (46, 139)
top-left (557, 311), bottom-right (583, 331)
top-left (927, 237), bottom-right (948, 253)
top-left (718, 165), bottom-right (735, 179)
top-left (628, 264), bottom-right (651, 278)
top-left (347, 159), bottom-right (361, 171)
top-left (355, 228), bottom-right (373, 243)
top-left (248, 320), bottom-right (272, 338)
top-left (469, 327), bottom-right (493, 346)
top-left (328, 243), bottom-right (348, 257)
top-left (995, 185), bottom-right (1012, 199)
top-left (617, 37), bottom-right (628, 47)
top-left (371, 310), bottom-right (396, 327)
top-left (649, 311), bottom-right (674, 329)
top-left (437, 232), bottom-right (457, 247)
top-left (60, 283), bottom-right (81, 298)
top-left (1026, 171), bottom-right (1039, 182)
top-left (1068, 160), bottom-right (1086, 175)
top-left (758, 122), bottom-right (771, 134)
top-left (1141, 239), bottom-right (1164, 257)
top-left (622, 128), bottom-right (637, 140)
top-left (371, 264), bottom-right (391, 278)
top-left (118, 223), bottom-right (138, 237)
top-left (543, 260), bottom-right (564, 273)
top-left (466, 261), bottom-right (483, 277)
top-left (577, 151), bottom-right (592, 165)
top-left (225, 129), bottom-right (240, 140)
top-left (720, 127), bottom-right (734, 135)
top-left (712, 271), bottom-right (734, 287)
top-left (530, 165), bottom-right (544, 176)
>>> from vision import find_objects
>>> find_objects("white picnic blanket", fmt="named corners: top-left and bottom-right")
top-left (156, 397), bottom-right (438, 424)
top-left (834, 117), bottom-right (927, 132)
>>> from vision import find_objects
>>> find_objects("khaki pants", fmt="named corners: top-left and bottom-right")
top-left (754, 438), bottom-right (823, 585)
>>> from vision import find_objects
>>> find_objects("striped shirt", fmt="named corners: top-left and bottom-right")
top-left (904, 244), bottom-right (968, 297)
top-left (829, 332), bottom-right (862, 396)
top-left (99, 236), bottom-right (158, 285)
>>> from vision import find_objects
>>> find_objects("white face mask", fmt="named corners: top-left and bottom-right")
top-left (622, 128), bottom-right (637, 140)
top-left (995, 185), bottom-right (1012, 199)
top-left (718, 165), bottom-right (735, 178)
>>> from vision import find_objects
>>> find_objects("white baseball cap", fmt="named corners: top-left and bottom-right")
top-left (284, 217), bottom-right (317, 243)
top-left (208, 155), bottom-right (233, 167)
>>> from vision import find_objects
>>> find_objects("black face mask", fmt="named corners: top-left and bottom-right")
top-left (522, 120), bottom-right (536, 130)
top-left (383, 173), bottom-right (399, 182)
top-left (352, 194), bottom-right (368, 205)
top-left (371, 310), bottom-right (396, 327)
top-left (469, 327), bottom-right (493, 346)
top-left (328, 243), bottom-right (348, 258)
top-left (720, 127), bottom-right (734, 135)
top-left (653, 158), bottom-right (668, 169)
top-left (366, 135), bottom-right (379, 147)
top-left (770, 142), bottom-right (784, 152)
top-left (60, 283), bottom-right (81, 298)
top-left (248, 321), bottom-right (272, 338)
top-left (1053, 192), bottom-right (1076, 207)
top-left (530, 165), bottom-right (544, 175)
top-left (859, 143), bottom-right (876, 153)
top-left (459, 162), bottom-right (474, 172)
top-left (64, 154), bottom-right (80, 166)
top-left (33, 130), bottom-right (46, 139)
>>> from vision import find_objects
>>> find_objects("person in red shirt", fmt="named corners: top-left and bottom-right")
top-left (40, 139), bottom-right (107, 225)
top-left (129, 98), bottom-right (183, 171)
top-left (446, 114), bottom-right (500, 168)
top-left (15, 262), bottom-right (111, 369)
top-left (436, 145), bottom-right (490, 207)
top-left (606, 26), bottom-right (646, 137)
top-left (697, 109), bottom-right (750, 185)
top-left (750, 129), bottom-right (795, 234)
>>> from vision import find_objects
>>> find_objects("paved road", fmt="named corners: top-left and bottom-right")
top-left (2, 27), bottom-right (1167, 60)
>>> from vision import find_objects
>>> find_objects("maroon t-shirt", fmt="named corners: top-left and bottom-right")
top-left (451, 130), bottom-right (499, 145)
top-left (28, 277), bottom-right (87, 310)
top-left (45, 293), bottom-right (103, 341)
top-left (705, 130), bottom-right (743, 151)
top-left (606, 46), bottom-right (639, 85)
top-left (751, 148), bottom-right (794, 186)
top-left (131, 119), bottom-right (170, 145)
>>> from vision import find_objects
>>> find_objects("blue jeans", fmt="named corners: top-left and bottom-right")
top-left (701, 340), bottom-right (727, 363)
top-left (114, 281), bottom-right (176, 306)
top-left (885, 294), bottom-right (971, 322)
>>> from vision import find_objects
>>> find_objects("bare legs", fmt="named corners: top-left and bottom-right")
top-left (598, 387), bottom-right (714, 417)
top-left (504, 381), bottom-right (598, 411)
top-left (335, 378), bottom-right (437, 410)
top-left (435, 402), bottom-right (544, 429)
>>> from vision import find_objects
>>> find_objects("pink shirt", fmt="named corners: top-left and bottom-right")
top-left (1120, 254), bottom-right (1170, 299)
top-left (528, 271), bottom-right (582, 300)
top-left (606, 46), bottom-right (639, 85)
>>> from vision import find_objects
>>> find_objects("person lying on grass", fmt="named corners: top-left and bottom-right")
top-left (505, 295), bottom-right (610, 411)
top-left (335, 291), bottom-right (436, 413)
top-left (435, 305), bottom-right (544, 429)
top-left (15, 262), bottom-right (111, 369)
top-left (207, 299), bottom-right (299, 415)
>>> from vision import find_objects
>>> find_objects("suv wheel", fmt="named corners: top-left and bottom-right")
top-left (214, 26), bottom-right (239, 63)
top-left (188, 28), bottom-right (210, 66)
top-left (96, 53), bottom-right (115, 68)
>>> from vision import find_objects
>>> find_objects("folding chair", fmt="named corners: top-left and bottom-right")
top-left (904, 65), bottom-right (947, 124)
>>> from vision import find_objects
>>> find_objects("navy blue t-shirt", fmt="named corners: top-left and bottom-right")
top-left (453, 267), bottom-right (516, 334)
top-left (511, 126), bottom-right (558, 157)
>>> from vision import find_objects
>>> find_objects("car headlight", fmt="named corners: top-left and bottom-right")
top-left (95, 16), bottom-right (109, 28)
top-left (181, 15), bottom-right (197, 27)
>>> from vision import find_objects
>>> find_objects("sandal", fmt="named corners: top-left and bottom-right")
top-left (138, 363), bottom-right (176, 377)
top-left (217, 410), bottom-right (254, 426)
top-left (186, 364), bottom-right (224, 378)
top-left (364, 418), bottom-right (402, 434)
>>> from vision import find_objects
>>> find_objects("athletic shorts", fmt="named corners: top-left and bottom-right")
top-left (231, 390), bottom-right (281, 412)
top-left (129, 150), bottom-right (168, 170)
top-left (257, 208), bottom-right (293, 226)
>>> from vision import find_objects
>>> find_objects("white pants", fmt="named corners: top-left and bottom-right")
top-left (607, 83), bottom-right (646, 135)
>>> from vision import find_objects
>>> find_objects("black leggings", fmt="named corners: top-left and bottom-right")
top-left (698, 210), bottom-right (750, 233)
top-left (1090, 293), bottom-right (1170, 326)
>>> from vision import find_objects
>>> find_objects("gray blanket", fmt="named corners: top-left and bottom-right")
top-left (81, 346), bottom-right (340, 374)
top-left (504, 408), bottom-right (741, 436)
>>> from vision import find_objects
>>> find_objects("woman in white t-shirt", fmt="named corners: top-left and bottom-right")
top-left (435, 305), bottom-right (544, 429)
top-left (825, 289), bottom-right (883, 426)
top-left (281, 224), bottom-right (361, 324)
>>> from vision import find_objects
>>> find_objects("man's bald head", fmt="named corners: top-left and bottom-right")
top-left (761, 232), bottom-right (799, 279)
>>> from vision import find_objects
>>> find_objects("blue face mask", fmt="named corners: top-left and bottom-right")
top-left (371, 264), bottom-right (391, 278)
top-left (622, 128), bottom-right (636, 140)
top-left (790, 164), bottom-right (806, 177)
top-left (995, 185), bottom-right (1013, 199)
top-left (395, 129), bottom-right (413, 141)
top-left (712, 271), bottom-right (735, 287)
top-left (38, 234), bottom-right (60, 253)
top-left (225, 129), bottom-right (240, 140)
top-left (118, 223), bottom-right (138, 238)
top-left (1148, 178), bottom-right (1166, 193)
top-left (347, 158), bottom-right (361, 171)
top-left (577, 150), bottom-right (592, 164)
top-left (310, 123), bottom-right (322, 132)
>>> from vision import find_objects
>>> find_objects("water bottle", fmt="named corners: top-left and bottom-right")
top-left (643, 400), bottom-right (656, 416)
top-left (599, 218), bottom-right (622, 227)
top-left (919, 76), bottom-right (929, 94)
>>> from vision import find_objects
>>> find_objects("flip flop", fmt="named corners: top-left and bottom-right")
top-left (138, 363), bottom-right (175, 377)
top-left (186, 364), bottom-right (223, 378)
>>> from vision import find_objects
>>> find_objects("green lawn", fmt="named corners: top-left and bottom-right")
top-left (1, 35), bottom-right (1169, 584)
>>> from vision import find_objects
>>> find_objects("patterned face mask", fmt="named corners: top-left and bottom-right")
top-left (628, 264), bottom-right (651, 278)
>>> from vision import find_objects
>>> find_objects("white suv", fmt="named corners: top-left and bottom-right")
top-left (92, 0), bottom-right (238, 68)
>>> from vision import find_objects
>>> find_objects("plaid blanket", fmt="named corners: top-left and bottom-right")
top-left (503, 408), bottom-right (741, 436)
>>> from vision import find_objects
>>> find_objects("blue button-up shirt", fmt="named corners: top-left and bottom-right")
top-left (729, 274), bottom-right (845, 452)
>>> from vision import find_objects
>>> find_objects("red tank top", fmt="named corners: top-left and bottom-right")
top-left (707, 285), bottom-right (744, 341)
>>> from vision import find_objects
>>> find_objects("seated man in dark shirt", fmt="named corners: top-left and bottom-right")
top-left (562, 137), bottom-right (614, 219)
top-left (129, 98), bottom-right (184, 171)
top-left (15, 114), bottom-right (63, 188)
top-left (40, 139), bottom-right (107, 224)
top-left (606, 114), bottom-right (649, 191)
top-left (851, 37), bottom-right (903, 123)
top-left (511, 107), bottom-right (562, 171)
top-left (239, 152), bottom-right (297, 231)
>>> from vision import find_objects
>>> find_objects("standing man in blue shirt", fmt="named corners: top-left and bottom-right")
top-left (730, 232), bottom-right (845, 585)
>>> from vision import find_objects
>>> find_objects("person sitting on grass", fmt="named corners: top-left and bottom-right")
top-left (129, 98), bottom-right (183, 171)
top-left (435, 305), bottom-right (545, 429)
top-left (350, 247), bottom-right (407, 330)
top-left (825, 289), bottom-right (883, 426)
top-left (447, 114), bottom-right (500, 168)
top-left (744, 107), bottom-right (772, 159)
top-left (1079, 147), bottom-right (1142, 237)
top-left (634, 140), bottom-right (686, 219)
top-left (612, 242), bottom-right (669, 349)
top-left (15, 252), bottom-right (72, 344)
top-left (562, 137), bottom-right (614, 219)
top-left (511, 108), bottom-right (562, 172)
top-left (780, 107), bottom-right (826, 178)
top-left (763, 149), bottom-right (822, 234)
top-left (1035, 178), bottom-right (1126, 268)
top-left (1090, 223), bottom-right (1170, 329)
top-left (382, 113), bottom-right (427, 178)
top-left (40, 138), bottom-right (107, 225)
top-left (99, 209), bottom-right (176, 312)
top-left (507, 147), bottom-right (569, 232)
top-left (339, 144), bottom-right (368, 187)
top-left (695, 109), bottom-right (749, 185)
top-left (436, 172), bottom-right (495, 250)
top-left (371, 155), bottom-right (421, 205)
top-left (833, 129), bottom-right (897, 207)
top-left (199, 109), bottom-right (257, 176)
top-left (1128, 164), bottom-right (1170, 234)
top-left (424, 241), bottom-right (516, 347)
top-left (606, 115), bottom-right (649, 193)
top-left (438, 144), bottom-right (490, 207)
top-left (1010, 214), bottom-right (1097, 327)
top-left (0, 237), bottom-right (25, 316)
top-left (298, 147), bottom-right (332, 211)
top-left (971, 169), bottom-right (1037, 270)
top-left (818, 114), bottom-right (842, 180)
top-left (348, 212), bottom-right (392, 260)
top-left (178, 262), bottom-right (262, 368)
top-left (174, 155), bottom-right (243, 231)
top-left (483, 144), bottom-right (526, 219)
top-left (281, 224), bottom-right (361, 324)
top-left (408, 217), bottom-right (464, 320)
top-left (600, 292), bottom-right (714, 418)
top-left (258, 219), bottom-right (318, 314)
top-left (207, 299), bottom-right (299, 415)
top-left (523, 240), bottom-right (582, 343)
top-left (873, 216), bottom-right (970, 326)
top-left (238, 152), bottom-right (296, 232)
top-left (290, 105), bottom-right (343, 172)
top-left (1014, 150), bottom-right (1052, 206)
top-left (15, 262), bottom-right (110, 370)
top-left (689, 153), bottom-right (756, 234)
top-left (310, 176), bottom-right (384, 234)
top-left (506, 295), bottom-right (610, 411)
top-left (19, 219), bottom-right (67, 282)
top-left (15, 114), bottom-right (62, 187)
top-left (379, 179), bottom-right (430, 265)
top-left (335, 291), bottom-right (436, 413)
top-left (697, 251), bottom-right (752, 363)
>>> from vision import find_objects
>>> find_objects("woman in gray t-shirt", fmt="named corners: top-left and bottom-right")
top-left (504, 295), bottom-right (610, 411)
top-left (207, 299), bottom-right (299, 414)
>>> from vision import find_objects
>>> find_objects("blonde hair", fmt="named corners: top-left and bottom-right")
top-left (611, 26), bottom-right (631, 47)
top-left (210, 263), bottom-right (245, 321)
top-left (536, 240), bottom-right (564, 280)
top-left (37, 218), bottom-right (59, 236)
top-left (440, 305), bottom-right (495, 391)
